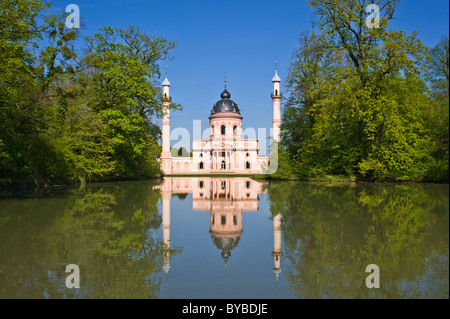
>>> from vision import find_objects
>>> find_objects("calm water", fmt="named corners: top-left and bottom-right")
top-left (0, 178), bottom-right (448, 299)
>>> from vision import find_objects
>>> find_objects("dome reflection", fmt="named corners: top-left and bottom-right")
top-left (156, 177), bottom-right (281, 282)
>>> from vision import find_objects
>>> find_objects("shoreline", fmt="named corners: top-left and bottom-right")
top-left (1, 173), bottom-right (448, 193)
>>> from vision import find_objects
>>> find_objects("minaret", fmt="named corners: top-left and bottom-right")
top-left (272, 213), bottom-right (282, 283)
top-left (161, 66), bottom-right (171, 174)
top-left (271, 62), bottom-right (281, 144)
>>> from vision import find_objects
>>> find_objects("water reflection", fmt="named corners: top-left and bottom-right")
top-left (155, 177), bottom-right (280, 277)
top-left (0, 181), bottom-right (166, 298)
top-left (155, 179), bottom-right (448, 298)
top-left (266, 181), bottom-right (449, 298)
top-left (0, 179), bottom-right (448, 298)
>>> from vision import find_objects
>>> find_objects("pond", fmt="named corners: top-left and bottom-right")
top-left (0, 177), bottom-right (448, 298)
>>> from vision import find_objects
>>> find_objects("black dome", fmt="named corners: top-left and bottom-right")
top-left (211, 89), bottom-right (241, 115)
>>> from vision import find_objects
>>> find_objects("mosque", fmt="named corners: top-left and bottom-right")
top-left (159, 65), bottom-right (282, 174)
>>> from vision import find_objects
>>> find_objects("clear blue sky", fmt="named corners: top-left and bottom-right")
top-left (51, 0), bottom-right (449, 152)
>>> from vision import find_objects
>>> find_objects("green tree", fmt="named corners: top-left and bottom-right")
top-left (84, 26), bottom-right (180, 118)
top-left (282, 0), bottom-right (442, 181)
top-left (0, 1), bottom-right (179, 184)
top-left (0, 0), bottom-right (50, 180)
top-left (99, 109), bottom-right (160, 179)
top-left (426, 35), bottom-right (449, 181)
top-left (81, 26), bottom-right (180, 180)
top-left (37, 12), bottom-right (79, 92)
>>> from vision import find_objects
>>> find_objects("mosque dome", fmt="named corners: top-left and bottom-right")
top-left (211, 89), bottom-right (241, 115)
top-left (211, 234), bottom-right (241, 263)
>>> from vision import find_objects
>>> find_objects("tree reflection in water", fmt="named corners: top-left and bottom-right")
top-left (265, 181), bottom-right (449, 298)
top-left (0, 180), bottom-right (175, 298)
top-left (0, 179), bottom-right (448, 298)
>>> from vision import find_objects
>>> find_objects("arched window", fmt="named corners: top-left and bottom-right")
top-left (246, 152), bottom-right (250, 157)
top-left (221, 125), bottom-right (226, 135)
top-left (246, 161), bottom-right (251, 169)
top-left (233, 125), bottom-right (237, 135)
top-left (212, 126), bottom-right (215, 135)
top-left (200, 153), bottom-right (203, 157)
top-left (246, 181), bottom-right (251, 189)
top-left (199, 162), bottom-right (204, 169)
top-left (275, 89), bottom-right (278, 96)
top-left (221, 160), bottom-right (226, 170)
top-left (199, 181), bottom-right (204, 188)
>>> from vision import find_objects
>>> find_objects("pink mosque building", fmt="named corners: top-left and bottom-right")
top-left (159, 65), bottom-right (282, 174)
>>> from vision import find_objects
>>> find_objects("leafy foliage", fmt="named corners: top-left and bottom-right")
top-left (281, 0), bottom-right (448, 181)
top-left (0, 0), bottom-right (179, 185)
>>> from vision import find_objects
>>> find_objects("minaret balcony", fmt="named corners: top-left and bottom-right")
top-left (271, 92), bottom-right (282, 98)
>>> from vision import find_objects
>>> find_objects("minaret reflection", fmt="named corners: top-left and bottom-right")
top-left (272, 213), bottom-right (282, 283)
top-left (160, 178), bottom-right (172, 286)
top-left (157, 177), bottom-right (281, 281)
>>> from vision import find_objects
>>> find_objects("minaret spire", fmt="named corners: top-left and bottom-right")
top-left (224, 72), bottom-right (227, 89)
top-left (272, 61), bottom-right (281, 83)
top-left (162, 65), bottom-right (170, 87)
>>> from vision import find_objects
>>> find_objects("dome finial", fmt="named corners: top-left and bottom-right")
top-left (220, 73), bottom-right (231, 100)
top-left (162, 65), bottom-right (171, 86)
top-left (272, 61), bottom-right (281, 83)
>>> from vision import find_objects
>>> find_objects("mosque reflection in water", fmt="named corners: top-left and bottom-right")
top-left (155, 177), bottom-right (282, 281)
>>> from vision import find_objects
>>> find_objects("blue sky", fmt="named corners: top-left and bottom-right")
top-left (50, 0), bottom-right (449, 152)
